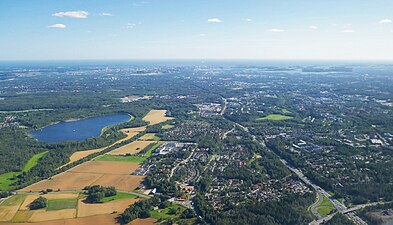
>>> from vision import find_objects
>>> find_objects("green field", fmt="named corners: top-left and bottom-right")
top-left (316, 196), bottom-right (335, 216)
top-left (1, 194), bottom-right (26, 206)
top-left (256, 114), bottom-right (293, 121)
top-left (143, 142), bottom-right (161, 157)
top-left (0, 172), bottom-right (20, 191)
top-left (0, 151), bottom-right (49, 190)
top-left (23, 151), bottom-right (49, 172)
top-left (150, 204), bottom-right (186, 219)
top-left (96, 154), bottom-right (147, 163)
top-left (47, 198), bottom-right (78, 211)
top-left (100, 192), bottom-right (138, 203)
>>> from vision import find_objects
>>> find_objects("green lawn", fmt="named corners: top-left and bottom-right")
top-left (1, 194), bottom-right (26, 206)
top-left (317, 207), bottom-right (334, 216)
top-left (256, 114), bottom-right (294, 121)
top-left (143, 142), bottom-right (161, 157)
top-left (150, 204), bottom-right (186, 219)
top-left (316, 196), bottom-right (335, 216)
top-left (47, 198), bottom-right (78, 211)
top-left (0, 172), bottom-right (20, 191)
top-left (100, 192), bottom-right (138, 203)
top-left (23, 151), bottom-right (49, 172)
top-left (0, 151), bottom-right (49, 190)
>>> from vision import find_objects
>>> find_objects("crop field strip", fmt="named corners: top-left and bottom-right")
top-left (1, 110), bottom-right (170, 224)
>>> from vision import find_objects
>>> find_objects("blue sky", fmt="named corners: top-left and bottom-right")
top-left (1, 0), bottom-right (393, 60)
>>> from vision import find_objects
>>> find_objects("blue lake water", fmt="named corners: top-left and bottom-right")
top-left (31, 114), bottom-right (131, 143)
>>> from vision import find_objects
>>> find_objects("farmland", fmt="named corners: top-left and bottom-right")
top-left (143, 110), bottom-right (173, 125)
top-left (107, 141), bottom-right (155, 155)
top-left (20, 161), bottom-right (141, 192)
top-left (0, 110), bottom-right (172, 223)
top-left (58, 127), bottom-right (144, 169)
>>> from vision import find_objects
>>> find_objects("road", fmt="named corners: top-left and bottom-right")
top-left (309, 192), bottom-right (324, 219)
top-left (169, 146), bottom-right (196, 181)
top-left (219, 97), bottom-right (369, 225)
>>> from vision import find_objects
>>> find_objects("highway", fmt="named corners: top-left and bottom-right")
top-left (219, 97), bottom-right (369, 225)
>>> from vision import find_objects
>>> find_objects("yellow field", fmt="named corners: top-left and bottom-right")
top-left (58, 128), bottom-right (143, 169)
top-left (20, 161), bottom-right (141, 192)
top-left (0, 214), bottom-right (119, 225)
top-left (107, 141), bottom-right (155, 155)
top-left (93, 175), bottom-right (145, 192)
top-left (11, 211), bottom-right (33, 223)
top-left (143, 110), bottom-right (173, 125)
top-left (28, 209), bottom-right (76, 222)
top-left (77, 198), bottom-right (140, 217)
top-left (0, 206), bottom-right (20, 222)
top-left (139, 133), bottom-right (157, 141)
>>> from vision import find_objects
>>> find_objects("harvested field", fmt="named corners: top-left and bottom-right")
top-left (58, 128), bottom-right (142, 169)
top-left (93, 175), bottom-right (145, 192)
top-left (139, 133), bottom-right (158, 141)
top-left (20, 172), bottom-right (103, 192)
top-left (28, 209), bottom-right (76, 222)
top-left (0, 206), bottom-right (19, 222)
top-left (70, 161), bottom-right (140, 175)
top-left (11, 210), bottom-right (33, 222)
top-left (77, 198), bottom-right (139, 217)
top-left (143, 110), bottom-right (173, 125)
top-left (20, 195), bottom-right (40, 210)
top-left (123, 126), bottom-right (147, 132)
top-left (0, 214), bottom-right (119, 225)
top-left (20, 161), bottom-right (141, 192)
top-left (107, 141), bottom-right (155, 155)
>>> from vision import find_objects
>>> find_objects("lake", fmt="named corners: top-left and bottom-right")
top-left (31, 114), bottom-right (131, 143)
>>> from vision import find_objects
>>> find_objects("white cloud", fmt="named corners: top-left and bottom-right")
top-left (341, 29), bottom-right (354, 33)
top-left (379, 19), bottom-right (392, 24)
top-left (101, 12), bottom-right (113, 16)
top-left (126, 22), bottom-right (139, 29)
top-left (244, 18), bottom-right (253, 22)
top-left (309, 25), bottom-right (318, 30)
top-left (207, 18), bottom-right (222, 23)
top-left (48, 24), bottom-right (66, 29)
top-left (267, 28), bottom-right (284, 33)
top-left (199, 33), bottom-right (206, 37)
top-left (53, 11), bottom-right (89, 19)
